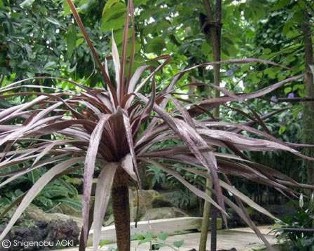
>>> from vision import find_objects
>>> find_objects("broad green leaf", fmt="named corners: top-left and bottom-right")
top-left (66, 25), bottom-right (77, 58)
top-left (20, 0), bottom-right (35, 8)
top-left (279, 125), bottom-right (286, 135)
top-left (132, 233), bottom-right (145, 241)
top-left (101, 1), bottom-right (126, 32)
top-left (63, 0), bottom-right (71, 15)
top-left (138, 232), bottom-right (153, 245)
top-left (77, 0), bottom-right (89, 13)
top-left (284, 86), bottom-right (292, 94)
top-left (201, 42), bottom-right (211, 57)
top-left (263, 48), bottom-right (272, 55)
top-left (58, 179), bottom-right (79, 196)
top-left (44, 61), bottom-right (57, 70)
top-left (271, 0), bottom-right (290, 10)
top-left (76, 37), bottom-right (84, 46)
top-left (264, 68), bottom-right (277, 79)
top-left (55, 198), bottom-right (82, 212)
top-left (111, 28), bottom-right (127, 46)
top-left (157, 232), bottom-right (168, 241)
top-left (46, 17), bottom-right (61, 26)
top-left (101, 16), bottom-right (125, 32)
top-left (146, 37), bottom-right (166, 54)
top-left (102, 0), bottom-right (120, 14)
top-left (173, 240), bottom-right (184, 248)
top-left (134, 0), bottom-right (147, 5)
top-left (142, 20), bottom-right (169, 36)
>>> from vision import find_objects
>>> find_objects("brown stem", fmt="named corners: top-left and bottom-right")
top-left (200, 1), bottom-right (222, 251)
top-left (302, 8), bottom-right (314, 188)
top-left (111, 169), bottom-right (130, 251)
top-left (66, 0), bottom-right (117, 103)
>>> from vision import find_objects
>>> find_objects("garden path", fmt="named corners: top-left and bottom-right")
top-left (58, 225), bottom-right (278, 251)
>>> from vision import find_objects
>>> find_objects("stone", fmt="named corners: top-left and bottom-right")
top-left (0, 207), bottom-right (80, 251)
top-left (24, 205), bottom-right (83, 229)
top-left (151, 197), bottom-right (173, 208)
top-left (104, 214), bottom-right (114, 226)
top-left (0, 220), bottom-right (79, 250)
top-left (105, 190), bottom-right (181, 226)
top-left (49, 203), bottom-right (82, 218)
top-left (129, 189), bottom-right (173, 221)
top-left (140, 207), bottom-right (188, 221)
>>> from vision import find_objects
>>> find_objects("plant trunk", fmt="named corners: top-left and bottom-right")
top-left (302, 9), bottom-right (314, 188)
top-left (199, 1), bottom-right (222, 251)
top-left (199, 179), bottom-right (212, 251)
top-left (111, 168), bottom-right (130, 251)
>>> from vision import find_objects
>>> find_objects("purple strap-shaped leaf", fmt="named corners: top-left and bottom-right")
top-left (92, 162), bottom-right (118, 251)
top-left (145, 159), bottom-right (226, 215)
top-left (112, 33), bottom-right (121, 102)
top-left (0, 157), bottom-right (84, 242)
top-left (0, 95), bottom-right (48, 122)
top-left (82, 114), bottom-right (110, 246)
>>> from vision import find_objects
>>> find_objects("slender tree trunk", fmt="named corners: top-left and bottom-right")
top-left (199, 179), bottom-right (212, 251)
top-left (199, 1), bottom-right (222, 251)
top-left (111, 168), bottom-right (130, 251)
top-left (302, 9), bottom-right (314, 188)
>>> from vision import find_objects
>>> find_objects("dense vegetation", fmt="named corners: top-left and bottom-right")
top-left (0, 0), bottom-right (313, 250)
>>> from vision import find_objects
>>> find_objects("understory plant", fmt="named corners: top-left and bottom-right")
top-left (0, 169), bottom-right (81, 215)
top-left (0, 1), bottom-right (314, 251)
top-left (133, 231), bottom-right (184, 251)
top-left (274, 193), bottom-right (314, 250)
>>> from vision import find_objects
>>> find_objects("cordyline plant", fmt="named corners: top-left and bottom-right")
top-left (0, 1), bottom-right (313, 251)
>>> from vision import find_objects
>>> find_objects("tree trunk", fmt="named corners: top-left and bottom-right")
top-left (302, 9), bottom-right (314, 188)
top-left (111, 168), bottom-right (130, 251)
top-left (199, 1), bottom-right (222, 251)
top-left (199, 179), bottom-right (212, 251)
